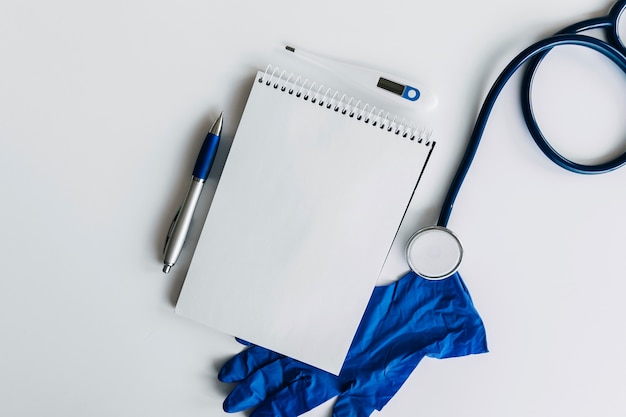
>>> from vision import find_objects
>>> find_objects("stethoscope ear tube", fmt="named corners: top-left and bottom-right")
top-left (608, 1), bottom-right (626, 49)
top-left (521, 14), bottom-right (626, 175)
top-left (409, 1), bottom-right (626, 278)
top-left (439, 33), bottom-right (626, 229)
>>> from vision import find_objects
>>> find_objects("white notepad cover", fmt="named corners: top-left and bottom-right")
top-left (176, 70), bottom-right (433, 374)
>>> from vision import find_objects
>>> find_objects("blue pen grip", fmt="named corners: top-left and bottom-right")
top-left (192, 133), bottom-right (220, 180)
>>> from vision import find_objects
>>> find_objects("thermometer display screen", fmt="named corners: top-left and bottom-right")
top-left (377, 77), bottom-right (405, 96)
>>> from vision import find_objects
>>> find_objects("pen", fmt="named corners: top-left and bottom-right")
top-left (162, 112), bottom-right (223, 273)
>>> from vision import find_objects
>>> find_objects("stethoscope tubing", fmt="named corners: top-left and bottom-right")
top-left (437, 7), bottom-right (626, 227)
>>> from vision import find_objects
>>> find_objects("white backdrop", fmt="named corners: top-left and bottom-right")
top-left (1, 0), bottom-right (625, 416)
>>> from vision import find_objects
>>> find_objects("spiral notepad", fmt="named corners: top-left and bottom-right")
top-left (176, 66), bottom-right (435, 375)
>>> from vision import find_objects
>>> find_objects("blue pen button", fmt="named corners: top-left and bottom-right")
top-left (402, 86), bottom-right (421, 101)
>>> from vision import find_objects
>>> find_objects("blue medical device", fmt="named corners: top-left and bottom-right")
top-left (408, 0), bottom-right (626, 279)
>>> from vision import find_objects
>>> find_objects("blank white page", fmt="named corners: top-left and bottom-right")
top-left (176, 70), bottom-right (434, 374)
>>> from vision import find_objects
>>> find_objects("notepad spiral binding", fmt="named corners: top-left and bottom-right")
top-left (260, 65), bottom-right (433, 144)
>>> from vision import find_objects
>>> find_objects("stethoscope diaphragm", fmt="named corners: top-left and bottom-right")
top-left (406, 226), bottom-right (463, 280)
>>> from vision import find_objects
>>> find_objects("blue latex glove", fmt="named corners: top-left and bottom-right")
top-left (218, 271), bottom-right (488, 416)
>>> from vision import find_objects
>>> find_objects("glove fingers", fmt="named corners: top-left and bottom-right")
top-left (222, 356), bottom-right (300, 413)
top-left (218, 344), bottom-right (284, 383)
top-left (251, 373), bottom-right (337, 417)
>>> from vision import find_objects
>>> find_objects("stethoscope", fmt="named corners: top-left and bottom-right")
top-left (406, 0), bottom-right (626, 279)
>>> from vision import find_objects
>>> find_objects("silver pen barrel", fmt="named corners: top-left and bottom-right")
top-left (162, 177), bottom-right (205, 273)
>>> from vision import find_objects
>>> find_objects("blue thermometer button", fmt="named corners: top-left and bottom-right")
top-left (402, 86), bottom-right (421, 101)
top-left (376, 77), bottom-right (422, 102)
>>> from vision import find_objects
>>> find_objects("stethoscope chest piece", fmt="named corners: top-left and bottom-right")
top-left (406, 226), bottom-right (463, 280)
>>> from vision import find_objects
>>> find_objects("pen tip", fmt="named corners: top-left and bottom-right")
top-left (209, 112), bottom-right (223, 136)
top-left (163, 264), bottom-right (172, 273)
